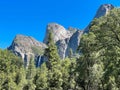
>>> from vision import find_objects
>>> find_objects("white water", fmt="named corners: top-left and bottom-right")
top-left (37, 56), bottom-right (41, 67)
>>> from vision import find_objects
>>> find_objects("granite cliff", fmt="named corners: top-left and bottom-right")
top-left (8, 4), bottom-right (114, 67)
top-left (8, 34), bottom-right (47, 67)
top-left (44, 23), bottom-right (73, 43)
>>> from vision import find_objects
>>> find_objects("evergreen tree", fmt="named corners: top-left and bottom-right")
top-left (35, 63), bottom-right (48, 90)
top-left (90, 8), bottom-right (120, 89)
top-left (68, 48), bottom-right (73, 59)
top-left (76, 8), bottom-right (120, 90)
top-left (15, 68), bottom-right (27, 90)
top-left (76, 32), bottom-right (104, 90)
top-left (44, 32), bottom-right (60, 70)
top-left (44, 32), bottom-right (63, 90)
top-left (26, 57), bottom-right (36, 80)
top-left (0, 49), bottom-right (25, 90)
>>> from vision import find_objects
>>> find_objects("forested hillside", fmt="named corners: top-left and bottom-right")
top-left (0, 8), bottom-right (120, 90)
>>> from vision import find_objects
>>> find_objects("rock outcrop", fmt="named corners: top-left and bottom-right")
top-left (56, 38), bottom-right (69, 59)
top-left (43, 23), bottom-right (73, 43)
top-left (8, 4), bottom-right (115, 66)
top-left (8, 34), bottom-right (47, 67)
top-left (43, 23), bottom-right (83, 59)
top-left (95, 4), bottom-right (114, 18)
top-left (66, 30), bottom-right (83, 56)
top-left (84, 4), bottom-right (114, 33)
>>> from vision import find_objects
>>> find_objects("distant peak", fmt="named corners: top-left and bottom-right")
top-left (100, 4), bottom-right (114, 11)
top-left (95, 4), bottom-right (114, 18)
top-left (47, 23), bottom-right (65, 31)
top-left (47, 22), bottom-right (60, 25)
top-left (101, 4), bottom-right (113, 6)
top-left (15, 34), bottom-right (31, 39)
top-left (84, 4), bottom-right (114, 33)
top-left (15, 34), bottom-right (25, 37)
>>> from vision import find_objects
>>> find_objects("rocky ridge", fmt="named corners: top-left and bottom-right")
top-left (8, 4), bottom-right (114, 67)
top-left (8, 34), bottom-right (47, 67)
top-left (84, 4), bottom-right (114, 33)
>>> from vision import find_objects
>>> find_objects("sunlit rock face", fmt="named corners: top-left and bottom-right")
top-left (8, 34), bottom-right (47, 67)
top-left (43, 23), bottom-right (73, 43)
top-left (7, 4), bottom-right (114, 66)
top-left (43, 23), bottom-right (83, 59)
top-left (84, 4), bottom-right (114, 33)
top-left (55, 27), bottom-right (83, 59)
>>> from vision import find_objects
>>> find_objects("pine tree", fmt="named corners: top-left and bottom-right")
top-left (90, 8), bottom-right (120, 89)
top-left (76, 32), bottom-right (104, 90)
top-left (44, 32), bottom-right (63, 90)
top-left (76, 8), bottom-right (120, 90)
top-left (0, 49), bottom-right (25, 90)
top-left (35, 63), bottom-right (48, 90)
top-left (44, 32), bottom-right (60, 70)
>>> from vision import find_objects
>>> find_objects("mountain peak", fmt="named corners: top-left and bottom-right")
top-left (95, 4), bottom-right (114, 18)
top-left (84, 4), bottom-right (114, 33)
top-left (43, 23), bottom-right (72, 43)
top-left (8, 34), bottom-right (46, 67)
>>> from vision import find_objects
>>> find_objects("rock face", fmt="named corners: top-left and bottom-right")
top-left (84, 4), bottom-right (114, 33)
top-left (44, 23), bottom-right (72, 43)
top-left (43, 23), bottom-right (83, 59)
top-left (95, 4), bottom-right (114, 18)
top-left (66, 30), bottom-right (83, 56)
top-left (56, 38), bottom-right (69, 59)
top-left (8, 4), bottom-right (115, 66)
top-left (8, 34), bottom-right (47, 67)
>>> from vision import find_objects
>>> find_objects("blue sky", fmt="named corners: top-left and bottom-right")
top-left (0, 0), bottom-right (120, 48)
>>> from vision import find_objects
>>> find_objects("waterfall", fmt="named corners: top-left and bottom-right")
top-left (37, 56), bottom-right (41, 67)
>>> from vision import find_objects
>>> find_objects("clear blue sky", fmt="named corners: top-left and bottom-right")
top-left (0, 0), bottom-right (120, 49)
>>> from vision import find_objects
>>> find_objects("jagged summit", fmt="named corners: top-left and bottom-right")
top-left (7, 4), bottom-right (117, 66)
top-left (8, 34), bottom-right (46, 53)
top-left (95, 4), bottom-right (114, 18)
top-left (43, 23), bottom-right (72, 43)
top-left (84, 4), bottom-right (114, 33)
top-left (8, 34), bottom-right (47, 66)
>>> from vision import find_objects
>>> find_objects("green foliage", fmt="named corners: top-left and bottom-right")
top-left (1, 8), bottom-right (120, 90)
top-left (90, 8), bottom-right (120, 89)
top-left (44, 32), bottom-right (63, 89)
top-left (26, 57), bottom-right (36, 80)
top-left (44, 32), bottom-right (60, 70)
top-left (35, 63), bottom-right (48, 90)
top-left (0, 49), bottom-right (26, 90)
top-left (76, 8), bottom-right (120, 90)
top-left (0, 49), bottom-right (23, 73)
top-left (68, 48), bottom-right (73, 59)
top-left (25, 57), bottom-right (36, 90)
top-left (31, 46), bottom-right (44, 55)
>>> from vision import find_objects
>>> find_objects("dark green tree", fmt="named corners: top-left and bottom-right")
top-left (76, 8), bottom-right (120, 90)
top-left (35, 63), bottom-right (48, 90)
top-left (90, 8), bottom-right (120, 90)
top-left (44, 32), bottom-right (63, 90)
top-left (76, 32), bottom-right (104, 90)
top-left (0, 49), bottom-right (25, 90)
